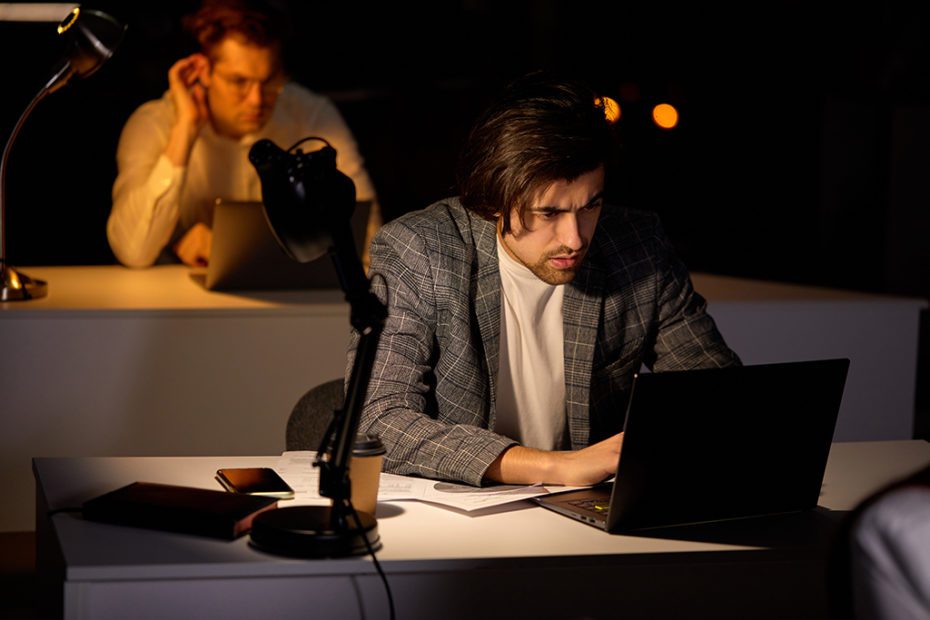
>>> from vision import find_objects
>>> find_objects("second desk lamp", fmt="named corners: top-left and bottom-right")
top-left (246, 136), bottom-right (387, 558)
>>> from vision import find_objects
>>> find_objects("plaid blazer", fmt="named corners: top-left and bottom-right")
top-left (347, 198), bottom-right (741, 485)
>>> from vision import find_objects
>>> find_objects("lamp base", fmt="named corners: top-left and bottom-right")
top-left (248, 505), bottom-right (380, 558)
top-left (1, 264), bottom-right (47, 301)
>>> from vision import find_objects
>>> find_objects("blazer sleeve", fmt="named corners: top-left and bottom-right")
top-left (346, 222), bottom-right (515, 486)
top-left (644, 217), bottom-right (742, 371)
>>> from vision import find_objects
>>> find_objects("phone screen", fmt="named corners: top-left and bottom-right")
top-left (216, 467), bottom-right (295, 498)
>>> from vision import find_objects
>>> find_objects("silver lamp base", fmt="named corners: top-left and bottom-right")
top-left (1, 264), bottom-right (47, 301)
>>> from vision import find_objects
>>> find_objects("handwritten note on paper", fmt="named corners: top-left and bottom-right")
top-left (276, 451), bottom-right (589, 512)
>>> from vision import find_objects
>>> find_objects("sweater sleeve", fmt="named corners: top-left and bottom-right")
top-left (107, 102), bottom-right (185, 267)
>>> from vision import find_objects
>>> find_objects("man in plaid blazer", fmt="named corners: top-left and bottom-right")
top-left (348, 72), bottom-right (740, 487)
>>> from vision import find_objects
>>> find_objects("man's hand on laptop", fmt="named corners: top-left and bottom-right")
top-left (484, 433), bottom-right (623, 486)
top-left (174, 223), bottom-right (212, 267)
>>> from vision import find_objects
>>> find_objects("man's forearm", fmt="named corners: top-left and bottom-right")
top-left (484, 433), bottom-right (623, 486)
top-left (163, 120), bottom-right (199, 167)
top-left (484, 445), bottom-right (556, 485)
top-left (109, 155), bottom-right (184, 267)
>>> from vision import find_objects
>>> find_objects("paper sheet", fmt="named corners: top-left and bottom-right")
top-left (275, 451), bottom-right (589, 512)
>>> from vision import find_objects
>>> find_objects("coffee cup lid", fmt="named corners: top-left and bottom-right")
top-left (353, 433), bottom-right (386, 456)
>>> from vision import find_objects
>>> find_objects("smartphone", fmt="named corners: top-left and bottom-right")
top-left (215, 467), bottom-right (295, 499)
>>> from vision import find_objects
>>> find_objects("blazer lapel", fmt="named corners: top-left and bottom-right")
top-left (471, 216), bottom-right (502, 423)
top-left (563, 256), bottom-right (605, 449)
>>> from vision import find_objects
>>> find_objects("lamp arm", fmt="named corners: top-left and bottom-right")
top-left (316, 319), bottom-right (383, 507)
top-left (329, 221), bottom-right (379, 328)
top-left (310, 224), bottom-right (382, 460)
top-left (315, 222), bottom-right (387, 530)
top-left (43, 58), bottom-right (75, 94)
top-left (0, 83), bottom-right (53, 264)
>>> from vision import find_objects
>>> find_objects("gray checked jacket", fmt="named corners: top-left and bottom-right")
top-left (346, 197), bottom-right (741, 486)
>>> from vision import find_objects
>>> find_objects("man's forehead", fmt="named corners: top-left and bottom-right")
top-left (527, 168), bottom-right (605, 209)
top-left (210, 37), bottom-right (280, 71)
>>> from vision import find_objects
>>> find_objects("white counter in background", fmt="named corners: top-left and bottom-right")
top-left (696, 273), bottom-right (926, 442)
top-left (1, 265), bottom-right (926, 531)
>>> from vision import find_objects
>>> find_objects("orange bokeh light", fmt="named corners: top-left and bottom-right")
top-left (595, 96), bottom-right (621, 124)
top-left (600, 96), bottom-right (621, 124)
top-left (652, 103), bottom-right (679, 129)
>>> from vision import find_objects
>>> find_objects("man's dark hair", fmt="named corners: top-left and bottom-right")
top-left (182, 0), bottom-right (291, 58)
top-left (457, 71), bottom-right (614, 234)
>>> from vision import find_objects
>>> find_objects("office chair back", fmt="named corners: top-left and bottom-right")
top-left (286, 378), bottom-right (344, 451)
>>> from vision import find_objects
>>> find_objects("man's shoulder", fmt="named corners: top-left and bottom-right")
top-left (274, 83), bottom-right (338, 117)
top-left (123, 92), bottom-right (175, 129)
top-left (381, 197), bottom-right (483, 240)
top-left (594, 204), bottom-right (664, 248)
top-left (374, 198), bottom-right (491, 265)
top-left (598, 204), bottom-right (660, 230)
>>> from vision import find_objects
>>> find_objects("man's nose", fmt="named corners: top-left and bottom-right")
top-left (244, 82), bottom-right (263, 107)
top-left (557, 213), bottom-right (584, 251)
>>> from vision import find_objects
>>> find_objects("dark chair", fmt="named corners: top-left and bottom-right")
top-left (286, 378), bottom-right (344, 451)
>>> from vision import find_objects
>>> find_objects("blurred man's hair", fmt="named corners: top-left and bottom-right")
top-left (182, 0), bottom-right (291, 59)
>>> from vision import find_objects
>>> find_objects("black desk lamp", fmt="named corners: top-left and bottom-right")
top-left (0, 7), bottom-right (126, 301)
top-left (246, 136), bottom-right (387, 558)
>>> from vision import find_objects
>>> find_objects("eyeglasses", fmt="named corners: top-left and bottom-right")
top-left (212, 70), bottom-right (286, 99)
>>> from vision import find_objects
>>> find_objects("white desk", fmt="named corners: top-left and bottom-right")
top-left (33, 441), bottom-right (930, 620)
top-left (3, 266), bottom-right (926, 532)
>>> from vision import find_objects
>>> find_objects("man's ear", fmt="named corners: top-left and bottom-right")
top-left (495, 213), bottom-right (508, 237)
top-left (195, 53), bottom-right (212, 87)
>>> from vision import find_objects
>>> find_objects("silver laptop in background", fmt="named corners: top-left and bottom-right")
top-left (534, 358), bottom-right (850, 533)
top-left (205, 199), bottom-right (371, 291)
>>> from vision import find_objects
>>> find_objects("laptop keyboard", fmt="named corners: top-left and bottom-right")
top-left (569, 498), bottom-right (610, 513)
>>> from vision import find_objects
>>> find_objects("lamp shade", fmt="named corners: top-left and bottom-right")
top-left (47, 7), bottom-right (126, 92)
top-left (248, 138), bottom-right (357, 264)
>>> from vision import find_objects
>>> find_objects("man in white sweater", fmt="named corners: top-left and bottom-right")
top-left (108, 0), bottom-right (378, 267)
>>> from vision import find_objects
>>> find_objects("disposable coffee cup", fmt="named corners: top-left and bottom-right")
top-left (349, 434), bottom-right (386, 517)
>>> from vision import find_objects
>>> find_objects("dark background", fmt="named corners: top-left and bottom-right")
top-left (2, 0), bottom-right (929, 300)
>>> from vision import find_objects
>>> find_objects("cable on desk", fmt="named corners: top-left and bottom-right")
top-left (348, 500), bottom-right (395, 620)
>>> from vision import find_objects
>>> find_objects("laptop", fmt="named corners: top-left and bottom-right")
top-left (204, 199), bottom-right (371, 291)
top-left (534, 358), bottom-right (850, 533)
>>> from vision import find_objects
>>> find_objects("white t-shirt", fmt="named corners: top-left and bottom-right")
top-left (108, 82), bottom-right (378, 267)
top-left (494, 234), bottom-right (566, 450)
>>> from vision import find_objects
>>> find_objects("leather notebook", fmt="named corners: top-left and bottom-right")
top-left (82, 481), bottom-right (279, 539)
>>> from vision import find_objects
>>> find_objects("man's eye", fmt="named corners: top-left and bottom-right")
top-left (583, 200), bottom-right (603, 211)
